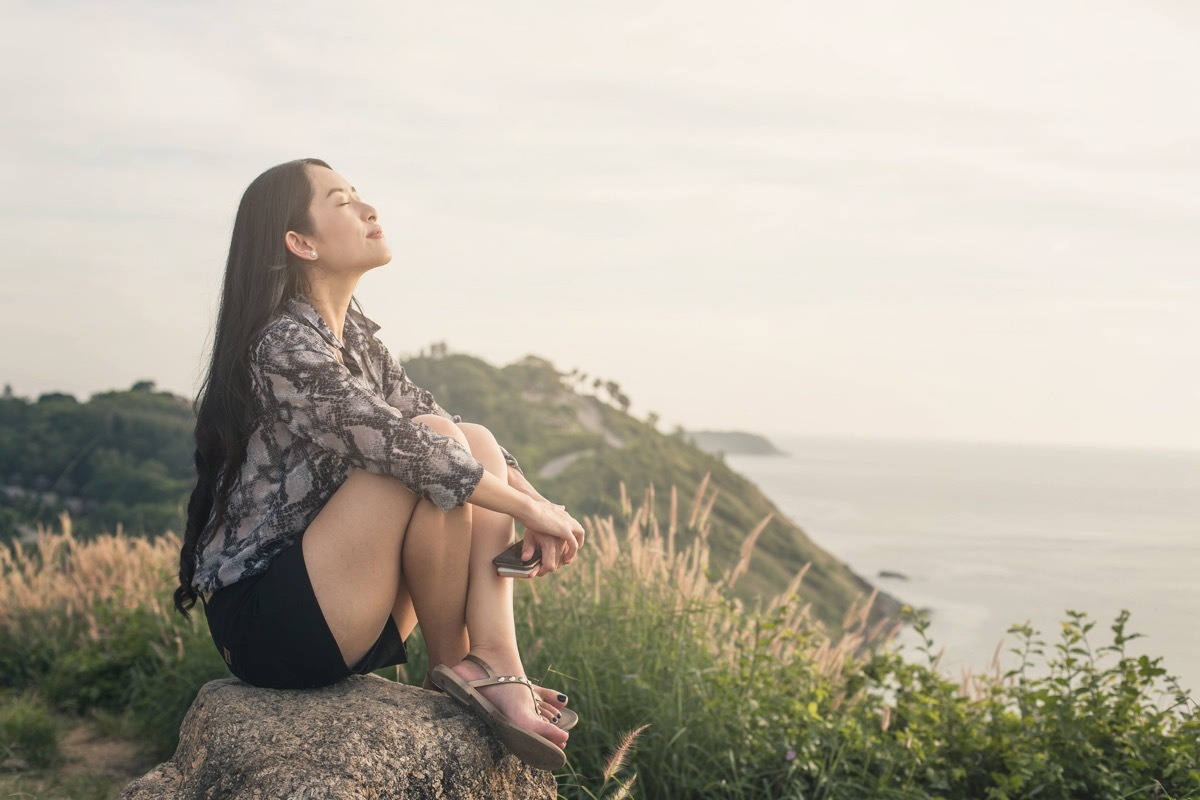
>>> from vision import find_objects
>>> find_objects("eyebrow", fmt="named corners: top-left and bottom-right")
top-left (325, 186), bottom-right (357, 198)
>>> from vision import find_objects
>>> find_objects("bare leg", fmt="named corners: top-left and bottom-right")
top-left (443, 421), bottom-right (569, 746)
top-left (302, 468), bottom-right (420, 668)
top-left (399, 497), bottom-right (472, 674)
top-left (301, 416), bottom-right (565, 748)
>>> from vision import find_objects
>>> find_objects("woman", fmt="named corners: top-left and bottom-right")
top-left (173, 158), bottom-right (585, 771)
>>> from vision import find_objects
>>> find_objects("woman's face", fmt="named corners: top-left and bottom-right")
top-left (294, 165), bottom-right (391, 275)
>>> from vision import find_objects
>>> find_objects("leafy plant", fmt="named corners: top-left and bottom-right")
top-left (0, 691), bottom-right (59, 770)
top-left (1, 493), bottom-right (1196, 799)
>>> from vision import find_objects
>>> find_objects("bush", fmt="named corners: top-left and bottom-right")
top-left (41, 603), bottom-right (164, 713)
top-left (0, 691), bottom-right (59, 769)
top-left (2, 498), bottom-right (1197, 799)
top-left (127, 617), bottom-right (228, 758)
top-left (0, 522), bottom-right (221, 758)
top-left (517, 486), bottom-right (1199, 799)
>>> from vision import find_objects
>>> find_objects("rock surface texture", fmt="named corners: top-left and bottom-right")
top-left (121, 675), bottom-right (556, 800)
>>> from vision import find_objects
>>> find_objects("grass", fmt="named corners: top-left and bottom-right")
top-left (1, 691), bottom-right (60, 769)
top-left (0, 773), bottom-right (129, 800)
top-left (1, 488), bottom-right (1197, 799)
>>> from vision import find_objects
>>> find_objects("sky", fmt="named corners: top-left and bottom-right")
top-left (2, 0), bottom-right (1198, 450)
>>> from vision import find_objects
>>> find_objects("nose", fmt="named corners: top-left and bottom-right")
top-left (361, 201), bottom-right (378, 222)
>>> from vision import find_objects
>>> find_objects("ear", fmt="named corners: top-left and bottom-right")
top-left (284, 231), bottom-right (319, 261)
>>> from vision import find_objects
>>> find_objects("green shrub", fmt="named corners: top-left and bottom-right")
top-left (516, 503), bottom-right (1199, 800)
top-left (127, 615), bottom-right (228, 758)
top-left (42, 603), bottom-right (164, 713)
top-left (0, 691), bottom-right (59, 769)
top-left (3, 500), bottom-right (1197, 800)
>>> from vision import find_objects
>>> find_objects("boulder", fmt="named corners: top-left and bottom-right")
top-left (121, 674), bottom-right (556, 799)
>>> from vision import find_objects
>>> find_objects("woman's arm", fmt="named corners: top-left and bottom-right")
top-left (252, 323), bottom-right (485, 511)
top-left (378, 343), bottom-right (525, 474)
top-left (257, 322), bottom-right (582, 570)
top-left (506, 464), bottom-right (546, 503)
top-left (467, 470), bottom-right (584, 572)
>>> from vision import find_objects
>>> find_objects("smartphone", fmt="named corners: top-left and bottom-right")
top-left (493, 540), bottom-right (541, 578)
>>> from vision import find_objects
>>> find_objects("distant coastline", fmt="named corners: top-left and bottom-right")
top-left (684, 430), bottom-right (785, 456)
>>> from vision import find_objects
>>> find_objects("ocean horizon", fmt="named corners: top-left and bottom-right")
top-left (726, 434), bottom-right (1200, 695)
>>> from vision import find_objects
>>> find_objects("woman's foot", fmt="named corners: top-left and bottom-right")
top-left (447, 656), bottom-right (569, 750)
top-left (427, 663), bottom-right (576, 730)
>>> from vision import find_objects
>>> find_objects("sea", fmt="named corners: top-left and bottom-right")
top-left (725, 435), bottom-right (1200, 695)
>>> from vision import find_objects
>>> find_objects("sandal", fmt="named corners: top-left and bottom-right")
top-left (427, 658), bottom-right (578, 732)
top-left (431, 655), bottom-right (568, 771)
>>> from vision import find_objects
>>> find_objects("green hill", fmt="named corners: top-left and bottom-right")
top-left (404, 352), bottom-right (899, 629)
top-left (0, 356), bottom-right (899, 630)
top-left (0, 382), bottom-right (194, 539)
top-left (684, 429), bottom-right (787, 456)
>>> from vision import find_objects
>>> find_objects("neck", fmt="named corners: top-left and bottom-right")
top-left (303, 273), bottom-right (360, 343)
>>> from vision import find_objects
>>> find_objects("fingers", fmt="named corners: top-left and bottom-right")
top-left (568, 516), bottom-right (584, 557)
top-left (522, 504), bottom-right (585, 576)
top-left (520, 538), bottom-right (537, 563)
top-left (537, 532), bottom-right (561, 575)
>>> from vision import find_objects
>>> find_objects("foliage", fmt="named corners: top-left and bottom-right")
top-left (0, 691), bottom-right (60, 769)
top-left (0, 486), bottom-right (1195, 799)
top-left (1, 358), bottom-right (897, 631)
top-left (409, 484), bottom-right (1200, 800)
top-left (0, 518), bottom-right (224, 759)
top-left (0, 772), bottom-right (127, 800)
top-left (405, 352), bottom-right (896, 629)
top-left (0, 383), bottom-right (193, 539)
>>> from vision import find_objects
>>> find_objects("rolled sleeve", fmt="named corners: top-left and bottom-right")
top-left (380, 345), bottom-right (522, 474)
top-left (500, 447), bottom-right (522, 474)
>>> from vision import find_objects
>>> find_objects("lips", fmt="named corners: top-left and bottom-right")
top-left (368, 228), bottom-right (384, 239)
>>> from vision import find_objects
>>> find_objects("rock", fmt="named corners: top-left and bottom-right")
top-left (877, 570), bottom-right (909, 581)
top-left (121, 674), bottom-right (556, 800)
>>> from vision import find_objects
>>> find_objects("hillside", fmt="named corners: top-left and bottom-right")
top-left (684, 430), bottom-right (787, 456)
top-left (0, 357), bottom-right (899, 630)
top-left (0, 383), bottom-right (193, 539)
top-left (404, 352), bottom-right (899, 628)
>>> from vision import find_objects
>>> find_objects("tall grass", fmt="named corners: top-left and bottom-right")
top-left (0, 515), bottom-right (226, 747)
top-left (2, 487), bottom-right (1197, 799)
top-left (518, 480), bottom-right (1199, 799)
top-left (520, 480), bottom-right (896, 798)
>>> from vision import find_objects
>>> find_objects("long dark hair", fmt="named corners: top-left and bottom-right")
top-left (174, 158), bottom-right (331, 617)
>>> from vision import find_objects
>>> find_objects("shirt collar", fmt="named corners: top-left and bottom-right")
top-left (284, 295), bottom-right (381, 353)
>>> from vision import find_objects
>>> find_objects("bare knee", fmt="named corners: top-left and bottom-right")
top-left (412, 414), bottom-right (470, 449)
top-left (458, 422), bottom-right (497, 450)
top-left (458, 423), bottom-right (505, 471)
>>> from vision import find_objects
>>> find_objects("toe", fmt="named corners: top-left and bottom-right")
top-left (534, 685), bottom-right (567, 712)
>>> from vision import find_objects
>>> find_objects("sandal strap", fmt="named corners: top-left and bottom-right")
top-left (462, 653), bottom-right (537, 695)
top-left (463, 652), bottom-right (497, 677)
top-left (469, 673), bottom-right (537, 692)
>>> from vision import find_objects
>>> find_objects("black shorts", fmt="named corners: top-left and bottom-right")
top-left (202, 539), bottom-right (407, 690)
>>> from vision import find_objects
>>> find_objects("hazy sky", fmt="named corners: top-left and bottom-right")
top-left (2, 0), bottom-right (1198, 449)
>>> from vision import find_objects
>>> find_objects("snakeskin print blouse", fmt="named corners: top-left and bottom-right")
top-left (191, 296), bottom-right (518, 594)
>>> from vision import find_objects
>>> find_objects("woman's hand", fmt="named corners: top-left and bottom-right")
top-left (465, 470), bottom-right (584, 576)
top-left (516, 499), bottom-right (585, 577)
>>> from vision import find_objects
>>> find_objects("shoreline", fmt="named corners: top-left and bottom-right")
top-left (726, 437), bottom-right (1200, 694)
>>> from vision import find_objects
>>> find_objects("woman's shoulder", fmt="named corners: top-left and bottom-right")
top-left (252, 303), bottom-right (326, 359)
